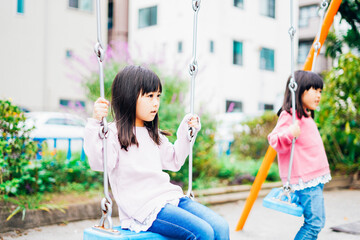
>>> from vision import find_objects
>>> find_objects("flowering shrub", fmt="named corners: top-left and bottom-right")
top-left (0, 99), bottom-right (38, 195)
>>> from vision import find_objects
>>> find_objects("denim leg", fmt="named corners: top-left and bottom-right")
top-left (148, 201), bottom-right (215, 240)
top-left (294, 184), bottom-right (325, 240)
top-left (178, 197), bottom-right (230, 240)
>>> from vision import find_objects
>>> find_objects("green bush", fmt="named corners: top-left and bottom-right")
top-left (317, 53), bottom-right (360, 173)
top-left (0, 99), bottom-right (38, 196)
top-left (231, 111), bottom-right (278, 160)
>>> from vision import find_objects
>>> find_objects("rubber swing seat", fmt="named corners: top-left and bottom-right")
top-left (83, 226), bottom-right (176, 240)
top-left (262, 188), bottom-right (303, 217)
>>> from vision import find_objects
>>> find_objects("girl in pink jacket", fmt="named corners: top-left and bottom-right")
top-left (268, 70), bottom-right (331, 239)
top-left (84, 65), bottom-right (229, 240)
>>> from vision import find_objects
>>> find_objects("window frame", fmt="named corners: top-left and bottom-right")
top-left (138, 6), bottom-right (158, 29)
top-left (234, 0), bottom-right (244, 9)
top-left (17, 0), bottom-right (25, 14)
top-left (233, 41), bottom-right (243, 66)
top-left (68, 0), bottom-right (93, 12)
top-left (226, 100), bottom-right (243, 113)
top-left (260, 0), bottom-right (276, 19)
top-left (260, 47), bottom-right (275, 71)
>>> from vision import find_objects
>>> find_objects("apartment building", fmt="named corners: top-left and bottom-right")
top-left (0, 0), bottom-right (108, 113)
top-left (126, 0), bottom-right (298, 116)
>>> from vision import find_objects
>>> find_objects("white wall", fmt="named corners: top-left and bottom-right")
top-left (128, 0), bottom-right (299, 116)
top-left (0, 0), bottom-right (108, 114)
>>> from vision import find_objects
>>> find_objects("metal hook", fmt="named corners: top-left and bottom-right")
top-left (94, 42), bottom-right (105, 62)
top-left (98, 198), bottom-right (113, 229)
top-left (288, 80), bottom-right (298, 92)
top-left (288, 26), bottom-right (296, 38)
top-left (192, 0), bottom-right (201, 12)
top-left (189, 60), bottom-right (198, 77)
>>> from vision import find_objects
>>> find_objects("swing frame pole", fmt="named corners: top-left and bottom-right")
top-left (235, 0), bottom-right (342, 231)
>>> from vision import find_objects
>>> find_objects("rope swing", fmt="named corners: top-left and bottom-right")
top-left (186, 0), bottom-right (201, 199)
top-left (262, 0), bottom-right (304, 217)
top-left (91, 0), bottom-right (119, 235)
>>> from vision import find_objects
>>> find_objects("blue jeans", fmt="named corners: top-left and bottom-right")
top-left (148, 197), bottom-right (229, 240)
top-left (294, 184), bottom-right (325, 240)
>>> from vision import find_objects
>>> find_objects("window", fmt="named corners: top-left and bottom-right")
top-left (108, 1), bottom-right (113, 29)
top-left (234, 0), bottom-right (244, 9)
top-left (298, 40), bottom-right (313, 63)
top-left (260, 0), bottom-right (275, 18)
top-left (69, 0), bottom-right (93, 12)
top-left (138, 6), bottom-right (157, 28)
top-left (259, 103), bottom-right (274, 111)
top-left (17, 0), bottom-right (25, 14)
top-left (209, 40), bottom-right (214, 53)
top-left (233, 41), bottom-right (243, 65)
top-left (260, 47), bottom-right (275, 71)
top-left (177, 41), bottom-right (183, 53)
top-left (66, 50), bottom-right (73, 59)
top-left (226, 100), bottom-right (243, 113)
top-left (299, 5), bottom-right (318, 28)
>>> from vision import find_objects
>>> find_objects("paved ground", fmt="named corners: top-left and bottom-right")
top-left (1, 189), bottom-right (359, 240)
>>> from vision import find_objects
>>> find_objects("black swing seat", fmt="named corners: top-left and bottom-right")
top-left (83, 226), bottom-right (176, 239)
top-left (263, 187), bottom-right (303, 217)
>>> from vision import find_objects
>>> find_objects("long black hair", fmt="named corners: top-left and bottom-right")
top-left (111, 65), bottom-right (164, 151)
top-left (278, 70), bottom-right (323, 119)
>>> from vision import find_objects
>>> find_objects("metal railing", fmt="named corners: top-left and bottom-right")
top-left (34, 137), bottom-right (85, 160)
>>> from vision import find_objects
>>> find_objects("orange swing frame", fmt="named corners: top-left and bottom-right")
top-left (235, 0), bottom-right (343, 231)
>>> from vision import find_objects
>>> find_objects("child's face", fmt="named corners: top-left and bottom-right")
top-left (135, 90), bottom-right (161, 127)
top-left (301, 87), bottom-right (322, 111)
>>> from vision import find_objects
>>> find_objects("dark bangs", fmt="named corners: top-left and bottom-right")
top-left (138, 67), bottom-right (162, 96)
top-left (299, 71), bottom-right (323, 92)
top-left (280, 70), bottom-right (324, 119)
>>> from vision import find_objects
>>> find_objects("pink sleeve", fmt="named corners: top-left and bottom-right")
top-left (267, 112), bottom-right (294, 153)
top-left (159, 114), bottom-right (200, 171)
top-left (83, 118), bottom-right (119, 172)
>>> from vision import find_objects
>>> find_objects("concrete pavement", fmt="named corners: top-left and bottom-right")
top-left (1, 189), bottom-right (359, 240)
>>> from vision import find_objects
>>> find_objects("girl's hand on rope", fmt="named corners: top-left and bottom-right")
top-left (289, 120), bottom-right (300, 138)
top-left (187, 114), bottom-right (201, 131)
top-left (93, 97), bottom-right (109, 121)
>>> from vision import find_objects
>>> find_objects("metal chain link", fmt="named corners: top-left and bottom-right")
top-left (94, 0), bottom-right (113, 231)
top-left (186, 0), bottom-right (201, 198)
top-left (311, 0), bottom-right (329, 72)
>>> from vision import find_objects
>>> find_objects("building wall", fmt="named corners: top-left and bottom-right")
top-left (0, 0), bottom-right (108, 114)
top-left (128, 0), bottom-right (299, 116)
top-left (108, 0), bottom-right (128, 43)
